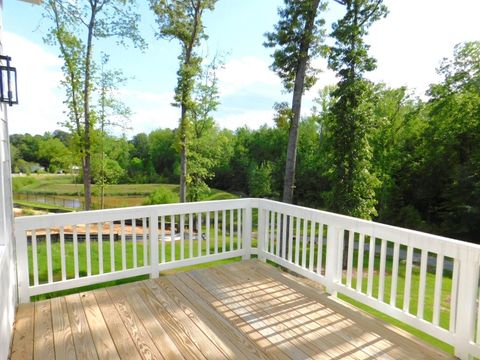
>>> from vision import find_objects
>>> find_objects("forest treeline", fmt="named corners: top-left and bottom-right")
top-left (11, 40), bottom-right (480, 243)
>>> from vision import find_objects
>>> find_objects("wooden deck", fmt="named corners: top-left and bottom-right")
top-left (10, 260), bottom-right (453, 360)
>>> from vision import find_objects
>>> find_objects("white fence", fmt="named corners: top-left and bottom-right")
top-left (14, 198), bottom-right (480, 359)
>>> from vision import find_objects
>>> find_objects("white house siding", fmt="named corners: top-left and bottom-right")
top-left (0, 0), bottom-right (18, 357)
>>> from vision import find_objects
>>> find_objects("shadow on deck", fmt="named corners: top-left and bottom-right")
top-left (10, 260), bottom-right (453, 359)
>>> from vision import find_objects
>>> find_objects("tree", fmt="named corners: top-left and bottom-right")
top-left (326, 0), bottom-right (388, 219)
top-left (150, 0), bottom-right (217, 202)
top-left (264, 0), bottom-right (327, 204)
top-left (97, 54), bottom-right (131, 209)
top-left (37, 137), bottom-right (72, 172)
top-left (187, 58), bottom-right (223, 202)
top-left (44, 0), bottom-right (145, 209)
top-left (248, 162), bottom-right (274, 198)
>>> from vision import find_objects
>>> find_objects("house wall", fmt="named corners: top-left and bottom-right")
top-left (0, 0), bottom-right (19, 357)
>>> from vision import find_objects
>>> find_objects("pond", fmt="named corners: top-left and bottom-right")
top-left (14, 193), bottom-right (146, 210)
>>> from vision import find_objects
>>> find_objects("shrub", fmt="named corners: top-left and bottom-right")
top-left (144, 187), bottom-right (178, 205)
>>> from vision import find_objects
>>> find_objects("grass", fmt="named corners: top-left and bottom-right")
top-left (13, 175), bottom-right (239, 211)
top-left (28, 222), bottom-right (247, 301)
top-left (13, 200), bottom-right (75, 213)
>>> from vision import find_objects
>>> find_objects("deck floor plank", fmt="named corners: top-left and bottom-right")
top-left (156, 276), bottom-right (257, 360)
top-left (106, 285), bottom-right (165, 360)
top-left (10, 303), bottom-right (35, 360)
top-left (218, 263), bottom-right (373, 360)
top-left (250, 262), bottom-right (405, 360)
top-left (253, 260), bottom-right (451, 360)
top-left (175, 271), bottom-right (292, 360)
top-left (165, 275), bottom-right (271, 360)
top-left (93, 288), bottom-right (143, 360)
top-left (11, 260), bottom-right (455, 360)
top-left (143, 279), bottom-right (228, 359)
top-left (80, 291), bottom-right (119, 359)
top-left (51, 297), bottom-right (76, 360)
top-left (227, 262), bottom-right (397, 360)
top-left (189, 267), bottom-right (320, 359)
top-left (64, 293), bottom-right (98, 360)
top-left (204, 264), bottom-right (363, 360)
top-left (34, 300), bottom-right (55, 360)
top-left (122, 282), bottom-right (186, 360)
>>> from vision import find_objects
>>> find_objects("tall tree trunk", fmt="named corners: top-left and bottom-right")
top-left (282, 0), bottom-right (320, 204)
top-left (179, 105), bottom-right (188, 203)
top-left (83, 156), bottom-right (91, 210)
top-left (82, 2), bottom-right (96, 211)
top-left (178, 1), bottom-right (202, 203)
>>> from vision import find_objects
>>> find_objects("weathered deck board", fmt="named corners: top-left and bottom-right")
top-left (10, 302), bottom-right (34, 360)
top-left (34, 300), bottom-right (55, 360)
top-left (10, 260), bottom-right (454, 360)
top-left (51, 297), bottom-right (76, 360)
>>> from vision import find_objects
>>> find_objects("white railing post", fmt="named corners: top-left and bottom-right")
top-left (242, 205), bottom-right (252, 260)
top-left (14, 226), bottom-right (30, 303)
top-left (257, 206), bottom-right (266, 262)
top-left (325, 224), bottom-right (340, 296)
top-left (453, 248), bottom-right (480, 359)
top-left (149, 213), bottom-right (159, 278)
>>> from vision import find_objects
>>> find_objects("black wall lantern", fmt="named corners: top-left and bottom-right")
top-left (0, 55), bottom-right (18, 106)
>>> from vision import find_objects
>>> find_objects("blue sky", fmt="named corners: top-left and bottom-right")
top-left (4, 0), bottom-right (480, 136)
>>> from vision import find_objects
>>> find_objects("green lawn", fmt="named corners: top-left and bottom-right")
top-left (28, 225), bottom-right (247, 301)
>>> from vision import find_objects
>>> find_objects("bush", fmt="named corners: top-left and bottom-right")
top-left (144, 187), bottom-right (178, 205)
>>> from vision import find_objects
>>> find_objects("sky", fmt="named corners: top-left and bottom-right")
top-left (4, 0), bottom-right (480, 136)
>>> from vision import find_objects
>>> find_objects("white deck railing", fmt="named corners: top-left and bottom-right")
top-left (14, 198), bottom-right (480, 359)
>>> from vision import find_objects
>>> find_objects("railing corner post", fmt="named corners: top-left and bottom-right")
top-left (14, 226), bottom-right (30, 303)
top-left (242, 205), bottom-right (252, 260)
top-left (257, 207), bottom-right (266, 262)
top-left (325, 224), bottom-right (340, 296)
top-left (149, 213), bottom-right (159, 279)
top-left (453, 249), bottom-right (479, 359)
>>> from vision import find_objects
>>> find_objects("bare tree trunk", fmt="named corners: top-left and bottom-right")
top-left (282, 0), bottom-right (320, 205)
top-left (179, 106), bottom-right (188, 203)
top-left (83, 155), bottom-right (91, 210)
top-left (282, 79), bottom-right (304, 204)
top-left (82, 2), bottom-right (97, 211)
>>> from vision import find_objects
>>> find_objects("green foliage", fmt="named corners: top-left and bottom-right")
top-left (144, 187), bottom-right (178, 205)
top-left (150, 0), bottom-right (218, 202)
top-left (264, 0), bottom-right (327, 92)
top-left (44, 0), bottom-right (145, 209)
top-left (248, 162), bottom-right (274, 198)
top-left (326, 0), bottom-right (388, 219)
top-left (37, 137), bottom-right (72, 172)
top-left (187, 58), bottom-right (224, 202)
top-left (265, 0), bottom-right (327, 204)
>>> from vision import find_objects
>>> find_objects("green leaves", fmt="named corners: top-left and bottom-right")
top-left (150, 0), bottom-right (218, 202)
top-left (264, 0), bottom-right (327, 92)
top-left (326, 0), bottom-right (388, 219)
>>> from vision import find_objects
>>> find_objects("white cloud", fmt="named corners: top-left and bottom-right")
top-left (366, 0), bottom-right (480, 96)
top-left (217, 56), bottom-right (281, 97)
top-left (216, 109), bottom-right (275, 130)
top-left (117, 89), bottom-right (180, 134)
top-left (4, 32), bottom-right (65, 134)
